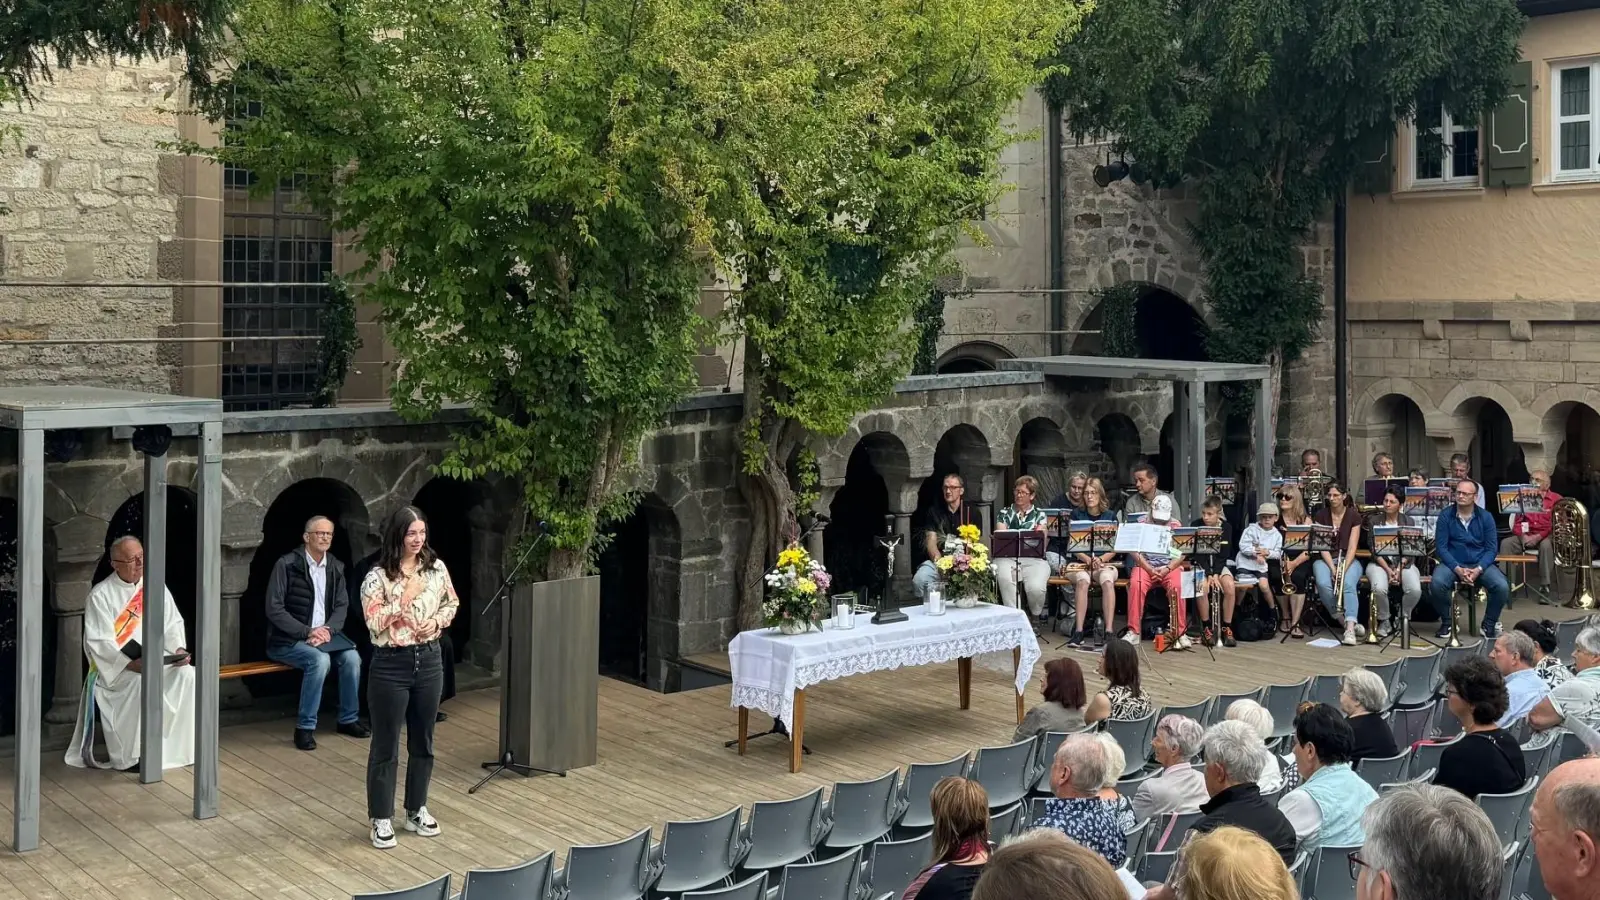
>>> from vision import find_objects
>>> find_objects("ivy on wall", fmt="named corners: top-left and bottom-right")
top-left (313, 275), bottom-right (362, 407)
top-left (1097, 281), bottom-right (1140, 358)
top-left (911, 287), bottom-right (947, 375)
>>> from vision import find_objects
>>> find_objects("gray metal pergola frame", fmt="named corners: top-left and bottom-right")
top-left (998, 355), bottom-right (1275, 519)
top-left (1, 387), bottom-right (223, 853)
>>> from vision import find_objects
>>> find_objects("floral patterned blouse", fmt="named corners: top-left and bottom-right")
top-left (1106, 684), bottom-right (1155, 720)
top-left (1537, 655), bottom-right (1574, 690)
top-left (998, 504), bottom-right (1048, 531)
top-left (1035, 797), bottom-right (1128, 868)
top-left (361, 561), bottom-right (459, 648)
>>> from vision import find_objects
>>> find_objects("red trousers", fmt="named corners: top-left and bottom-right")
top-left (1129, 566), bottom-right (1187, 634)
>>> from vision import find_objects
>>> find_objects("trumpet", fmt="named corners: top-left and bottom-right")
top-left (1362, 512), bottom-right (1381, 644)
top-left (1447, 582), bottom-right (1464, 648)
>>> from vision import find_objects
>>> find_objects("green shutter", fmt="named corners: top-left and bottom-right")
top-left (1487, 60), bottom-right (1533, 188)
top-left (1352, 127), bottom-right (1394, 195)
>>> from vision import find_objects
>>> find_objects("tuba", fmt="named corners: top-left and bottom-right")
top-left (1552, 497), bottom-right (1596, 610)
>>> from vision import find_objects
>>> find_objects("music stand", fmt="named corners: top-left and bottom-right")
top-left (1205, 478), bottom-right (1237, 505)
top-left (1379, 527), bottom-right (1437, 652)
top-left (1180, 527), bottom-right (1226, 660)
top-left (1280, 524), bottom-right (1340, 641)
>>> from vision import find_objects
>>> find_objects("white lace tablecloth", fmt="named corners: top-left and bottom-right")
top-left (728, 604), bottom-right (1042, 728)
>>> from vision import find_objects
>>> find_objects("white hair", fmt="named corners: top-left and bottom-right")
top-left (1499, 631), bottom-right (1538, 668)
top-left (1156, 714), bottom-right (1205, 760)
top-left (111, 534), bottom-right (141, 553)
top-left (1054, 733), bottom-right (1107, 794)
top-left (1202, 720), bottom-right (1266, 785)
top-left (304, 515), bottom-right (333, 533)
top-left (1094, 732), bottom-right (1126, 789)
top-left (1574, 626), bottom-right (1600, 658)
top-left (1362, 783), bottom-right (1502, 900)
top-left (1340, 668), bottom-right (1389, 714)
top-left (1225, 698), bottom-right (1275, 743)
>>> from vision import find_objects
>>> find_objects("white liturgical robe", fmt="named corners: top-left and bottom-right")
top-left (65, 574), bottom-right (195, 770)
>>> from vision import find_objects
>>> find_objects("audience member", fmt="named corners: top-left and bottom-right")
top-left (1132, 715), bottom-right (1209, 822)
top-left (1278, 702), bottom-right (1378, 853)
top-left (1093, 733), bottom-right (1137, 830)
top-left (1532, 625), bottom-right (1600, 733)
top-left (1224, 699), bottom-right (1284, 793)
top-left (1340, 668), bottom-right (1399, 763)
top-left (1516, 618), bottom-right (1574, 690)
top-left (1190, 720), bottom-right (1296, 865)
top-left (1355, 782), bottom-right (1503, 900)
top-left (1434, 656), bottom-right (1527, 799)
top-left (1015, 658), bottom-right (1088, 742)
top-left (903, 776), bottom-right (989, 900)
top-left (1491, 629), bottom-right (1551, 727)
top-left (1035, 733), bottom-right (1128, 869)
top-left (971, 829), bottom-right (1131, 900)
top-left (1531, 759), bottom-right (1600, 900)
top-left (1085, 639), bottom-right (1154, 725)
top-left (1169, 826), bottom-right (1298, 900)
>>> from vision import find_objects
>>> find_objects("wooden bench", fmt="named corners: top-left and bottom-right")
top-left (219, 661), bottom-right (292, 679)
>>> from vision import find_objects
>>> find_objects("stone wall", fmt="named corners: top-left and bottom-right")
top-left (0, 58), bottom-right (186, 393)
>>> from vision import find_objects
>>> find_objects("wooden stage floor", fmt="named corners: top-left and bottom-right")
top-left (2, 604), bottom-right (1591, 899)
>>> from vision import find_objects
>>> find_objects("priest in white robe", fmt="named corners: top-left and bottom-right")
top-left (66, 536), bottom-right (196, 770)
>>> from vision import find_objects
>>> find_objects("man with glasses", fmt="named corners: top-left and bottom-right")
top-left (65, 535), bottom-right (195, 771)
top-left (265, 516), bottom-right (369, 750)
top-left (1429, 479), bottom-right (1510, 640)
top-left (1352, 783), bottom-right (1502, 900)
top-left (914, 472), bottom-right (975, 600)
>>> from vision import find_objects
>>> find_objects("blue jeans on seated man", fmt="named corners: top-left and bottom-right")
top-left (1428, 564), bottom-right (1510, 634)
top-left (1312, 557), bottom-right (1362, 622)
top-left (268, 639), bottom-right (362, 730)
top-left (913, 559), bottom-right (940, 599)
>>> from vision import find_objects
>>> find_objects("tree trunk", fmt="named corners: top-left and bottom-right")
top-left (534, 420), bottom-right (624, 583)
top-left (734, 354), bottom-right (803, 630)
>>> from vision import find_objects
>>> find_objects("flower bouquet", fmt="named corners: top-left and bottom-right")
top-left (935, 524), bottom-right (998, 608)
top-left (763, 545), bottom-right (832, 634)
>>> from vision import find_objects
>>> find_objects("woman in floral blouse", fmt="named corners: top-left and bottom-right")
top-left (361, 505), bottom-right (459, 850)
top-left (993, 475), bottom-right (1052, 620)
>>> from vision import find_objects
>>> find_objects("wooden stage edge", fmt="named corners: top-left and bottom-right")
top-left (2, 604), bottom-right (1591, 900)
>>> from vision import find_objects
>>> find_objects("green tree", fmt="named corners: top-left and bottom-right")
top-left (3, 1), bottom-right (229, 98)
top-left (1044, 0), bottom-right (1523, 463)
top-left (705, 0), bottom-right (1079, 626)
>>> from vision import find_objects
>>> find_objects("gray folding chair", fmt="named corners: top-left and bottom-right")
top-left (354, 875), bottom-right (451, 900)
top-left (1205, 689), bottom-right (1265, 727)
top-left (1146, 810), bottom-right (1204, 854)
top-left (1430, 699), bottom-right (1464, 740)
top-left (971, 737), bottom-right (1040, 810)
top-left (742, 788), bottom-right (826, 877)
top-left (1117, 768), bottom-right (1158, 793)
top-left (1389, 702), bottom-right (1436, 750)
top-left (1135, 852), bottom-right (1177, 886)
top-left (652, 808), bottom-right (747, 897)
top-left (1393, 650), bottom-right (1442, 708)
top-left (1102, 711), bottom-right (1158, 778)
top-left (820, 771), bottom-right (898, 855)
top-left (895, 753), bottom-right (969, 835)
top-left (987, 802), bottom-right (1023, 843)
top-left (1263, 679), bottom-right (1312, 742)
top-left (1032, 731), bottom-right (1077, 794)
top-left (1556, 730), bottom-right (1591, 769)
top-left (461, 852), bottom-right (554, 900)
top-left (1123, 819), bottom-right (1152, 877)
top-left (1507, 717), bottom-right (1534, 745)
top-left (861, 833), bottom-right (931, 900)
top-left (1288, 851), bottom-right (1312, 898)
top-left (1027, 796), bottom-right (1052, 829)
top-left (1556, 618), bottom-right (1585, 664)
top-left (1501, 842), bottom-right (1522, 900)
top-left (1356, 750), bottom-right (1411, 792)
top-left (1513, 837), bottom-right (1553, 900)
top-left (1379, 768), bottom-right (1435, 792)
top-left (1365, 659), bottom-right (1402, 699)
top-left (1409, 734), bottom-right (1461, 780)
top-left (1521, 732), bottom-right (1558, 780)
top-left (1477, 776), bottom-right (1540, 847)
top-left (768, 846), bottom-right (860, 900)
top-left (1158, 698), bottom-right (1213, 727)
top-left (1309, 844), bottom-right (1362, 900)
top-left (558, 828), bottom-right (661, 900)
top-left (683, 873), bottom-right (766, 900)
top-left (1306, 673), bottom-right (1343, 707)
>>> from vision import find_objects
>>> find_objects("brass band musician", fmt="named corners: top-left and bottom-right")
top-left (1364, 486), bottom-right (1423, 636)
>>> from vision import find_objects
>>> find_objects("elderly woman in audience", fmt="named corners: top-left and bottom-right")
top-left (1531, 625), bottom-right (1600, 733)
top-left (1434, 656), bottom-right (1527, 799)
top-left (1355, 783), bottom-right (1503, 900)
top-left (902, 776), bottom-right (989, 900)
top-left (1339, 668), bottom-right (1399, 763)
top-left (1168, 826), bottom-right (1298, 900)
top-left (1278, 702), bottom-right (1378, 853)
top-left (1225, 698), bottom-right (1284, 793)
top-left (1515, 618), bottom-right (1574, 690)
top-left (1035, 733), bottom-right (1129, 870)
top-left (1085, 639), bottom-right (1154, 726)
top-left (1094, 733), bottom-right (1138, 830)
top-left (971, 829), bottom-right (1134, 900)
top-left (1015, 657), bottom-right (1088, 742)
top-left (1132, 715), bottom-right (1209, 821)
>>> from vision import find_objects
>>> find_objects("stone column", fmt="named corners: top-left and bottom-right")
top-left (806, 486), bottom-right (836, 566)
top-left (219, 543), bottom-right (256, 708)
top-left (889, 483), bottom-right (922, 604)
top-left (43, 563), bottom-right (96, 725)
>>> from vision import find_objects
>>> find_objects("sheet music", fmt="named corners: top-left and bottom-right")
top-left (1113, 522), bottom-right (1172, 556)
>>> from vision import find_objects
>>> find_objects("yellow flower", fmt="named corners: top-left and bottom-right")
top-left (970, 557), bottom-right (989, 573)
top-left (970, 542), bottom-right (989, 557)
top-left (777, 548), bottom-right (807, 570)
top-left (797, 578), bottom-right (817, 594)
top-left (935, 555), bottom-right (955, 571)
top-left (958, 524), bottom-right (981, 543)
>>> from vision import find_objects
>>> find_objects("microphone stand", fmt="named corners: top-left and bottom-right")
top-left (471, 518), bottom-right (564, 794)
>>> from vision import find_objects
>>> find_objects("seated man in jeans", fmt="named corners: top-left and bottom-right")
top-left (266, 516), bottom-right (370, 750)
top-left (913, 473), bottom-right (975, 599)
top-left (1429, 481), bottom-right (1510, 640)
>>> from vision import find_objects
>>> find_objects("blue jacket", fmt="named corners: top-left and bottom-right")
top-left (1435, 505), bottom-right (1498, 571)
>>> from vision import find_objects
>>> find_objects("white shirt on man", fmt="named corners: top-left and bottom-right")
top-left (305, 549), bottom-right (327, 629)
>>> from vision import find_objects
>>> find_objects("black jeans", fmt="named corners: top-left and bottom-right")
top-left (366, 641), bottom-right (443, 819)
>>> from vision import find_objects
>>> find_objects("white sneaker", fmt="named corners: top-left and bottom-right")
top-left (1353, 623), bottom-right (1367, 640)
top-left (404, 806), bottom-right (441, 837)
top-left (371, 818), bottom-right (397, 849)
top-left (1121, 630), bottom-right (1140, 646)
top-left (1341, 623), bottom-right (1357, 646)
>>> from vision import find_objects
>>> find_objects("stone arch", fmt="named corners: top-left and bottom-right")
top-left (827, 434), bottom-right (904, 601)
top-left (411, 476), bottom-right (485, 661)
top-left (1530, 385), bottom-right (1600, 479)
top-left (1452, 398), bottom-right (1529, 493)
top-left (238, 477), bottom-right (372, 667)
top-left (1094, 412), bottom-right (1144, 495)
top-left (596, 493), bottom-right (680, 690)
top-left (234, 448), bottom-right (394, 544)
top-left (1431, 382), bottom-right (1540, 446)
top-left (1356, 392), bottom-right (1431, 477)
top-left (1069, 281), bottom-right (1212, 357)
top-left (1354, 378), bottom-right (1438, 426)
top-left (935, 341), bottom-right (1015, 374)
top-left (913, 424), bottom-right (994, 527)
top-left (1014, 416), bottom-right (1068, 505)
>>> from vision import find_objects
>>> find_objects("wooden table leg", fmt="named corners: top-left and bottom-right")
top-left (1013, 647), bottom-right (1025, 724)
top-left (789, 690), bottom-right (806, 774)
top-left (737, 706), bottom-right (749, 756)
top-left (958, 657), bottom-right (972, 710)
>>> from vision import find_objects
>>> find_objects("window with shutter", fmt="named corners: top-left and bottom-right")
top-left (1551, 59), bottom-right (1600, 181)
top-left (1487, 60), bottom-right (1533, 188)
top-left (1412, 90), bottom-right (1482, 187)
top-left (1352, 128), bottom-right (1394, 196)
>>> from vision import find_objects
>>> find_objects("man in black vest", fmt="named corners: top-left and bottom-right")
top-left (266, 516), bottom-right (370, 750)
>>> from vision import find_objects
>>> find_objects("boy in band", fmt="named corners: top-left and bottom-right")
top-left (1190, 497), bottom-right (1237, 648)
